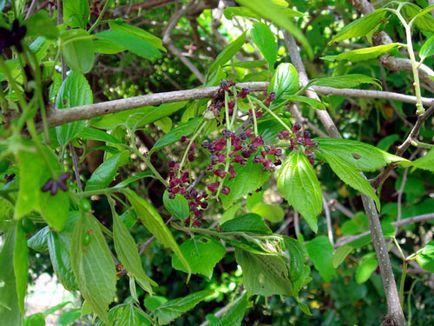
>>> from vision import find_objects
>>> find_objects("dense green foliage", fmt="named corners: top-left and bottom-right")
top-left (0, 0), bottom-right (433, 325)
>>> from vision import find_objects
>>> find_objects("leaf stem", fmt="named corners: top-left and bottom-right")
top-left (88, 0), bottom-right (112, 33)
top-left (249, 96), bottom-right (292, 133)
top-left (178, 120), bottom-right (207, 176)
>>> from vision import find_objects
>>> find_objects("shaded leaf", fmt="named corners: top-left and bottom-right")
top-left (333, 245), bottom-right (353, 268)
top-left (153, 118), bottom-right (201, 151)
top-left (416, 240), bottom-right (434, 273)
top-left (356, 253), bottom-right (378, 283)
top-left (163, 191), bottom-right (189, 220)
top-left (61, 29), bottom-right (95, 73)
top-left (305, 236), bottom-right (335, 281)
top-left (251, 203), bottom-right (284, 223)
top-left (221, 213), bottom-right (272, 234)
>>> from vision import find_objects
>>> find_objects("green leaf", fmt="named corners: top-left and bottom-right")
top-left (113, 171), bottom-right (155, 189)
top-left (419, 35), bottom-right (434, 60)
top-left (108, 20), bottom-right (165, 52)
top-left (15, 145), bottom-right (69, 231)
top-left (209, 292), bottom-right (249, 326)
top-left (283, 237), bottom-right (311, 296)
top-left (316, 138), bottom-right (409, 172)
top-left (208, 32), bottom-right (246, 76)
top-left (250, 22), bottom-right (277, 69)
top-left (224, 7), bottom-right (261, 19)
top-left (25, 10), bottom-right (58, 39)
top-left (55, 71), bottom-right (93, 148)
top-left (24, 313), bottom-right (45, 326)
top-left (251, 203), bottom-right (284, 223)
top-left (356, 253), bottom-right (378, 283)
top-left (95, 30), bottom-right (161, 61)
top-left (276, 151), bottom-right (322, 233)
top-left (163, 191), bottom-right (190, 220)
top-left (93, 38), bottom-right (126, 54)
top-left (416, 240), bottom-right (434, 273)
top-left (70, 213), bottom-right (117, 323)
top-left (319, 150), bottom-right (380, 209)
top-left (61, 29), bottom-right (95, 73)
top-left (403, 4), bottom-right (434, 33)
top-left (77, 128), bottom-right (122, 144)
top-left (323, 43), bottom-right (401, 62)
top-left (108, 303), bottom-right (152, 326)
top-left (236, 0), bottom-right (313, 60)
top-left (329, 9), bottom-right (388, 44)
top-left (48, 228), bottom-right (78, 291)
top-left (268, 63), bottom-right (299, 103)
top-left (332, 245), bottom-right (353, 268)
top-left (125, 190), bottom-right (191, 276)
top-left (91, 101), bottom-right (187, 130)
top-left (85, 151), bottom-right (129, 191)
top-left (305, 236), bottom-right (335, 281)
top-left (154, 290), bottom-right (213, 325)
top-left (221, 213), bottom-right (272, 234)
top-left (235, 249), bottom-right (292, 296)
top-left (412, 148), bottom-right (434, 172)
top-left (13, 224), bottom-right (28, 315)
top-left (152, 118), bottom-right (201, 151)
top-left (172, 237), bottom-right (225, 279)
top-left (309, 74), bottom-right (381, 89)
top-left (27, 226), bottom-right (49, 253)
top-left (113, 212), bottom-right (156, 294)
top-left (63, 0), bottom-right (90, 28)
top-left (284, 95), bottom-right (326, 110)
top-left (220, 160), bottom-right (270, 209)
top-left (0, 225), bottom-right (22, 325)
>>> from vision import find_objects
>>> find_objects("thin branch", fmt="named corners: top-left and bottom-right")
top-left (286, 31), bottom-right (405, 325)
top-left (323, 192), bottom-right (355, 219)
top-left (69, 144), bottom-right (83, 191)
top-left (323, 197), bottom-right (334, 245)
top-left (45, 82), bottom-right (433, 129)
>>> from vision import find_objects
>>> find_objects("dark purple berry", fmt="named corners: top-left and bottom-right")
top-left (221, 186), bottom-right (230, 195)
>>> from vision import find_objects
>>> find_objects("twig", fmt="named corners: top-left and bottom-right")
top-left (286, 31), bottom-right (405, 325)
top-left (69, 144), bottom-right (83, 191)
top-left (323, 192), bottom-right (355, 219)
top-left (323, 197), bottom-right (334, 245)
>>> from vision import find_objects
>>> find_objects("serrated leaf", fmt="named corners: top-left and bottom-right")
top-left (125, 190), bottom-right (191, 276)
top-left (163, 191), bottom-right (189, 220)
top-left (85, 151), bottom-right (129, 191)
top-left (250, 22), bottom-right (277, 69)
top-left (355, 253), bottom-right (378, 283)
top-left (268, 63), bottom-right (299, 103)
top-left (108, 303), bottom-right (152, 326)
top-left (319, 150), bottom-right (380, 209)
top-left (416, 240), bottom-right (434, 273)
top-left (172, 237), bottom-right (225, 279)
top-left (412, 148), bottom-right (434, 172)
top-left (316, 138), bottom-right (410, 172)
top-left (235, 248), bottom-right (292, 296)
top-left (309, 74), bottom-right (381, 89)
top-left (323, 43), bottom-right (401, 62)
top-left (305, 236), bottom-right (335, 281)
top-left (55, 71), bottom-right (93, 148)
top-left (276, 151), bottom-right (322, 233)
top-left (333, 245), bottom-right (353, 268)
top-left (208, 32), bottom-right (246, 76)
top-left (154, 290), bottom-right (213, 325)
top-left (70, 213), bottom-right (117, 323)
top-left (113, 212), bottom-right (156, 294)
top-left (329, 9), bottom-right (388, 44)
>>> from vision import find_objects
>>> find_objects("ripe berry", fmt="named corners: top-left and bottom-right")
top-left (221, 186), bottom-right (230, 195)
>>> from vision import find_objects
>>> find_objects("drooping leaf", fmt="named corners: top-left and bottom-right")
top-left (250, 22), bottom-right (277, 69)
top-left (125, 190), bottom-right (191, 276)
top-left (309, 74), bottom-right (381, 89)
top-left (322, 43), bottom-right (401, 62)
top-left (329, 9), bottom-right (388, 44)
top-left (27, 226), bottom-right (49, 252)
top-left (235, 249), bottom-right (292, 296)
top-left (316, 138), bottom-right (410, 172)
top-left (236, 0), bottom-right (313, 59)
top-left (63, 0), bottom-right (90, 28)
top-left (172, 237), bottom-right (225, 279)
top-left (154, 290), bottom-right (213, 325)
top-left (416, 240), bottom-right (434, 273)
top-left (305, 236), bottom-right (335, 281)
top-left (355, 253), bottom-right (378, 283)
top-left (113, 212), bottom-right (156, 294)
top-left (412, 148), bottom-right (434, 172)
top-left (268, 63), bottom-right (299, 103)
top-left (85, 151), bottom-right (129, 191)
top-left (61, 29), bottom-right (95, 73)
top-left (70, 213), bottom-right (117, 323)
top-left (251, 203), bottom-right (284, 223)
top-left (319, 150), bottom-right (380, 209)
top-left (276, 151), bottom-right (322, 233)
top-left (221, 213), bottom-right (272, 234)
top-left (208, 32), bottom-right (246, 76)
top-left (163, 191), bottom-right (190, 220)
top-left (55, 71), bottom-right (93, 148)
top-left (220, 160), bottom-right (270, 209)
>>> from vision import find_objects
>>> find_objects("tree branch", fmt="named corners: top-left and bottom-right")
top-left (285, 32), bottom-right (406, 326)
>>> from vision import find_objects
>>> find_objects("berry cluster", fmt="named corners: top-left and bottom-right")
top-left (207, 80), bottom-right (251, 118)
top-left (278, 123), bottom-right (318, 164)
top-left (41, 173), bottom-right (70, 195)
